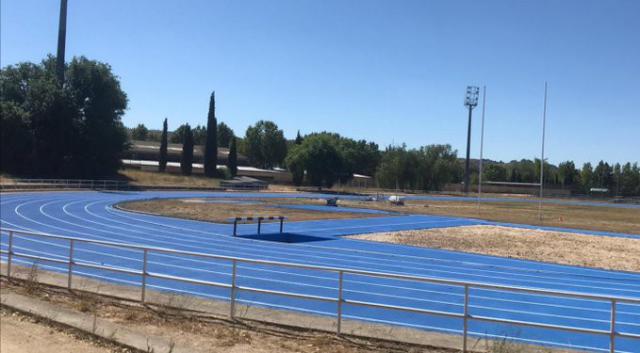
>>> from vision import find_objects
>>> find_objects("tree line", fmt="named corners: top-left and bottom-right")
top-left (3, 56), bottom-right (639, 196)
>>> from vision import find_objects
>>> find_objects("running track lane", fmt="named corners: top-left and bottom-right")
top-left (1, 191), bottom-right (639, 353)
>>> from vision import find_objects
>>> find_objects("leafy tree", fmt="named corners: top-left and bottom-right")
top-left (171, 124), bottom-right (206, 145)
top-left (180, 124), bottom-right (194, 175)
top-left (285, 134), bottom-right (346, 188)
top-left (217, 122), bottom-right (234, 148)
top-left (159, 118), bottom-right (168, 172)
top-left (483, 164), bottom-right (508, 182)
top-left (580, 162), bottom-right (594, 193)
top-left (131, 123), bottom-right (149, 140)
top-left (593, 161), bottom-right (613, 190)
top-left (0, 102), bottom-right (32, 174)
top-left (414, 144), bottom-right (459, 191)
top-left (621, 162), bottom-right (640, 196)
top-left (243, 120), bottom-right (287, 169)
top-left (204, 92), bottom-right (218, 177)
top-left (558, 161), bottom-right (578, 189)
top-left (375, 145), bottom-right (419, 190)
top-left (227, 136), bottom-right (238, 177)
top-left (0, 56), bottom-right (128, 177)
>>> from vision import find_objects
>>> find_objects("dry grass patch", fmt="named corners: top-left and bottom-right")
top-left (339, 199), bottom-right (640, 235)
top-left (118, 168), bottom-right (221, 188)
top-left (120, 198), bottom-right (384, 223)
top-left (349, 225), bottom-right (640, 272)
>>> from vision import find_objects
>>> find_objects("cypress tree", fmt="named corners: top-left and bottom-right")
top-left (204, 91), bottom-right (218, 177)
top-left (295, 130), bottom-right (303, 145)
top-left (227, 136), bottom-right (238, 177)
top-left (181, 124), bottom-right (194, 175)
top-left (159, 118), bottom-right (168, 172)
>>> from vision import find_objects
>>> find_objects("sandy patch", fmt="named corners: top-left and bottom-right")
top-left (349, 225), bottom-right (640, 272)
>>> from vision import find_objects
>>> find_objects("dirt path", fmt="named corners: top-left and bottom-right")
top-left (349, 225), bottom-right (640, 272)
top-left (0, 308), bottom-right (128, 353)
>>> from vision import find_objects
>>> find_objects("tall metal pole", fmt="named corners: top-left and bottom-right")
top-left (477, 86), bottom-right (486, 209)
top-left (463, 86), bottom-right (478, 194)
top-left (464, 107), bottom-right (473, 194)
top-left (538, 82), bottom-right (548, 221)
top-left (56, 0), bottom-right (68, 86)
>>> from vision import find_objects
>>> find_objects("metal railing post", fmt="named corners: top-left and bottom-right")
top-left (141, 249), bottom-right (148, 303)
top-left (463, 285), bottom-right (469, 353)
top-left (257, 217), bottom-right (262, 235)
top-left (7, 231), bottom-right (14, 278)
top-left (610, 299), bottom-right (616, 353)
top-left (67, 239), bottom-right (74, 289)
top-left (279, 217), bottom-right (284, 234)
top-left (230, 259), bottom-right (237, 319)
top-left (337, 270), bottom-right (344, 334)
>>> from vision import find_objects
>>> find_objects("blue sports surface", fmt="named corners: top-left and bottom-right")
top-left (1, 191), bottom-right (639, 352)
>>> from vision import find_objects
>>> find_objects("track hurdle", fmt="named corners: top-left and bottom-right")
top-left (230, 216), bottom-right (287, 237)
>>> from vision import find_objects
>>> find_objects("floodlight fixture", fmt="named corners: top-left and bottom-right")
top-left (464, 86), bottom-right (480, 108)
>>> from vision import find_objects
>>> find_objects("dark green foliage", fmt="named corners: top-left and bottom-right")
top-left (243, 120), bottom-right (287, 169)
top-left (375, 144), bottom-right (460, 191)
top-left (227, 136), bottom-right (238, 177)
top-left (483, 164), bottom-right (508, 182)
top-left (0, 102), bottom-right (32, 174)
top-left (295, 130), bottom-right (303, 145)
top-left (580, 162), bottom-right (594, 193)
top-left (171, 124), bottom-right (206, 145)
top-left (557, 161), bottom-right (578, 188)
top-left (204, 92), bottom-right (218, 177)
top-left (159, 118), bottom-right (168, 172)
top-left (286, 134), bottom-right (346, 188)
top-left (217, 122), bottom-right (234, 148)
top-left (131, 123), bottom-right (148, 140)
top-left (0, 56), bottom-right (128, 177)
top-left (180, 124), bottom-right (194, 175)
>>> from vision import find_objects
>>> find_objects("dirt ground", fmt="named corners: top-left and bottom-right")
top-left (338, 199), bottom-right (640, 234)
top-left (349, 225), bottom-right (640, 272)
top-left (1, 282), bottom-right (457, 353)
top-left (0, 307), bottom-right (131, 353)
top-left (120, 197), bottom-right (384, 223)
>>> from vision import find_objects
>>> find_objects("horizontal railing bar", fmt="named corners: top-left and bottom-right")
top-left (3, 227), bottom-right (639, 305)
top-left (11, 252), bottom-right (69, 265)
top-left (470, 314), bottom-right (610, 336)
top-left (237, 285), bottom-right (337, 303)
top-left (73, 261), bottom-right (143, 276)
top-left (147, 272), bottom-right (231, 289)
top-left (346, 299), bottom-right (465, 319)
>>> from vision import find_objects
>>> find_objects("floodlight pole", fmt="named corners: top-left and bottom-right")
top-left (477, 86), bottom-right (486, 209)
top-left (464, 107), bottom-right (473, 194)
top-left (56, 0), bottom-right (68, 86)
top-left (538, 82), bottom-right (548, 222)
top-left (463, 86), bottom-right (479, 194)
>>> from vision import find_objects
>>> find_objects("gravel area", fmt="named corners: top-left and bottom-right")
top-left (349, 225), bottom-right (640, 272)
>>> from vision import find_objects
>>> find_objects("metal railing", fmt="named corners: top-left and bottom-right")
top-left (1, 227), bottom-right (639, 353)
top-left (0, 178), bottom-right (128, 191)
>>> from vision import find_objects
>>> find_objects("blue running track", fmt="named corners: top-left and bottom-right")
top-left (1, 191), bottom-right (639, 352)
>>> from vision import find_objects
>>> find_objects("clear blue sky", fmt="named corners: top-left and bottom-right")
top-left (2, 0), bottom-right (639, 166)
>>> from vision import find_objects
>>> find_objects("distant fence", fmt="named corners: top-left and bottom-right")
top-left (0, 178), bottom-right (128, 191)
top-left (0, 178), bottom-right (234, 192)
